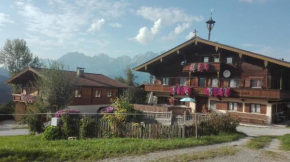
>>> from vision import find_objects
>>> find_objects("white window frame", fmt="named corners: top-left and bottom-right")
top-left (250, 79), bottom-right (262, 88)
top-left (212, 78), bottom-right (218, 87)
top-left (162, 78), bottom-right (169, 85)
top-left (210, 100), bottom-right (216, 110)
top-left (75, 90), bottom-right (81, 98)
top-left (229, 102), bottom-right (238, 111)
top-left (250, 104), bottom-right (261, 113)
top-left (95, 90), bottom-right (101, 97)
top-left (230, 79), bottom-right (238, 88)
top-left (180, 77), bottom-right (187, 86)
top-left (226, 57), bottom-right (233, 64)
top-left (107, 91), bottom-right (112, 98)
top-left (204, 57), bottom-right (209, 63)
top-left (214, 57), bottom-right (219, 63)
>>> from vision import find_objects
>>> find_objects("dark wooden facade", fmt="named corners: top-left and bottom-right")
top-left (133, 37), bottom-right (290, 125)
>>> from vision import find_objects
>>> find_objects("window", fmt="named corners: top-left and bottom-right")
top-left (199, 78), bottom-right (205, 87)
top-left (162, 78), bottom-right (169, 85)
top-left (226, 57), bottom-right (233, 64)
top-left (250, 104), bottom-right (261, 113)
top-left (107, 91), bottom-right (112, 97)
top-left (229, 102), bottom-right (238, 111)
top-left (75, 90), bottom-right (81, 97)
top-left (204, 57), bottom-right (209, 63)
top-left (210, 100), bottom-right (216, 110)
top-left (95, 90), bottom-right (101, 97)
top-left (214, 57), bottom-right (219, 62)
top-left (180, 77), bottom-right (187, 86)
top-left (250, 79), bottom-right (262, 88)
top-left (212, 78), bottom-right (218, 87)
top-left (230, 79), bottom-right (238, 88)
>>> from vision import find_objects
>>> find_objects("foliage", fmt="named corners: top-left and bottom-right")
top-left (114, 76), bottom-right (126, 84)
top-left (55, 109), bottom-right (80, 118)
top-left (125, 66), bottom-right (135, 86)
top-left (0, 132), bottom-right (244, 162)
top-left (0, 39), bottom-right (42, 91)
top-left (247, 136), bottom-right (274, 149)
top-left (34, 61), bottom-right (77, 112)
top-left (102, 97), bottom-right (139, 137)
top-left (279, 134), bottom-right (290, 150)
top-left (200, 113), bottom-right (239, 135)
top-left (42, 126), bottom-right (62, 141)
top-left (80, 116), bottom-right (96, 139)
top-left (0, 100), bottom-right (15, 121)
top-left (123, 86), bottom-right (147, 104)
top-left (61, 114), bottom-right (80, 138)
top-left (20, 109), bottom-right (45, 133)
top-left (100, 107), bottom-right (114, 113)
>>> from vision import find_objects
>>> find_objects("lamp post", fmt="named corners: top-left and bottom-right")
top-left (206, 12), bottom-right (215, 40)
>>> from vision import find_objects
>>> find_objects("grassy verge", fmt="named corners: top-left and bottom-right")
top-left (279, 134), bottom-right (290, 150)
top-left (154, 146), bottom-right (240, 162)
top-left (246, 136), bottom-right (275, 149)
top-left (0, 132), bottom-right (245, 162)
top-left (262, 150), bottom-right (289, 160)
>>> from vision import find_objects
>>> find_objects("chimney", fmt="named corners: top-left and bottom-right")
top-left (76, 67), bottom-right (85, 77)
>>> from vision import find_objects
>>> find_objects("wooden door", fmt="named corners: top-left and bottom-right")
top-left (195, 96), bottom-right (208, 113)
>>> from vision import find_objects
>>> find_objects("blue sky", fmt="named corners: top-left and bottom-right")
top-left (0, 0), bottom-right (289, 61)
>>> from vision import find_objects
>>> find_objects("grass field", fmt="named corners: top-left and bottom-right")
top-left (279, 134), bottom-right (290, 150)
top-left (246, 136), bottom-right (275, 149)
top-left (0, 132), bottom-right (245, 162)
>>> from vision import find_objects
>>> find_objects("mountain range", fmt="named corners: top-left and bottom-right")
top-left (58, 51), bottom-right (159, 83)
top-left (0, 68), bottom-right (12, 105)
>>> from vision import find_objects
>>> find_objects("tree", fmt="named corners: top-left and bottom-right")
top-left (0, 39), bottom-right (42, 77)
top-left (125, 66), bottom-right (136, 86)
top-left (34, 61), bottom-right (77, 112)
top-left (123, 87), bottom-right (147, 104)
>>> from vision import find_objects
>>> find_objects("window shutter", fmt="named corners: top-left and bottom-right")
top-left (207, 78), bottom-right (211, 87)
top-left (216, 101), bottom-right (223, 110)
top-left (223, 102), bottom-right (228, 110)
top-left (245, 103), bottom-right (250, 112)
top-left (261, 104), bottom-right (267, 114)
top-left (245, 78), bottom-right (250, 88)
top-left (224, 80), bottom-right (229, 87)
top-left (238, 103), bottom-right (243, 112)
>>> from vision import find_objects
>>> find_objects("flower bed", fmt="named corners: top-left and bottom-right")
top-left (204, 88), bottom-right (231, 97)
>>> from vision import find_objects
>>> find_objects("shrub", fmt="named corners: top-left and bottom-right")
top-left (80, 116), bottom-right (96, 139)
top-left (55, 109), bottom-right (80, 118)
top-left (123, 86), bottom-right (147, 104)
top-left (20, 110), bottom-right (45, 133)
top-left (42, 125), bottom-right (62, 140)
top-left (61, 114), bottom-right (79, 138)
top-left (0, 101), bottom-right (15, 121)
top-left (200, 113), bottom-right (239, 135)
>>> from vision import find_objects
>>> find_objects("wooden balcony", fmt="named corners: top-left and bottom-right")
top-left (183, 62), bottom-right (221, 72)
top-left (12, 94), bottom-right (36, 103)
top-left (144, 85), bottom-right (290, 100)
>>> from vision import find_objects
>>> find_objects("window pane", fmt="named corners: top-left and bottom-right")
top-left (212, 79), bottom-right (218, 87)
top-left (75, 90), bottom-right (78, 97)
top-left (250, 80), bottom-right (256, 87)
top-left (256, 104), bottom-right (261, 113)
top-left (251, 104), bottom-right (255, 112)
top-left (234, 103), bottom-right (238, 111)
top-left (199, 78), bottom-right (205, 87)
top-left (180, 77), bottom-right (187, 86)
top-left (226, 57), bottom-right (232, 64)
top-left (107, 91), bottom-right (112, 97)
top-left (230, 79), bottom-right (237, 88)
top-left (210, 100), bottom-right (216, 110)
top-left (204, 57), bottom-right (209, 63)
top-left (229, 102), bottom-right (233, 110)
top-left (214, 57), bottom-right (219, 62)
top-left (257, 80), bottom-right (262, 88)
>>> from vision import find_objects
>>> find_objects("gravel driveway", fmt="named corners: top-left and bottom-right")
top-left (0, 120), bottom-right (29, 136)
top-left (237, 125), bottom-right (290, 136)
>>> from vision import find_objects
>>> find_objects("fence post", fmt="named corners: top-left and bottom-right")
top-left (195, 113), bottom-right (198, 139)
top-left (170, 111), bottom-right (173, 125)
top-left (183, 111), bottom-right (186, 125)
top-left (182, 124), bottom-right (186, 138)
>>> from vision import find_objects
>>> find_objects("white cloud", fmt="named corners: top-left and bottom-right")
top-left (174, 23), bottom-right (191, 35)
top-left (239, 0), bottom-right (267, 3)
top-left (185, 32), bottom-right (196, 40)
top-left (0, 13), bottom-right (14, 26)
top-left (109, 23), bottom-right (122, 28)
top-left (151, 18), bottom-right (162, 35)
top-left (136, 7), bottom-right (203, 26)
top-left (134, 19), bottom-right (162, 44)
top-left (87, 19), bottom-right (105, 33)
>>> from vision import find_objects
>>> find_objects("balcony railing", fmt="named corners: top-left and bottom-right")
top-left (12, 94), bottom-right (36, 103)
top-left (144, 85), bottom-right (290, 100)
top-left (183, 62), bottom-right (221, 72)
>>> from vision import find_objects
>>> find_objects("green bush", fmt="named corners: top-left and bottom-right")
top-left (20, 110), bottom-right (45, 133)
top-left (0, 101), bottom-right (15, 121)
top-left (42, 125), bottom-right (62, 140)
top-left (80, 116), bottom-right (96, 139)
top-left (200, 113), bottom-right (239, 135)
top-left (61, 114), bottom-right (79, 138)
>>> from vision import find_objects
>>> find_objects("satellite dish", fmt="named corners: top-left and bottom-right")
top-left (223, 70), bottom-right (231, 78)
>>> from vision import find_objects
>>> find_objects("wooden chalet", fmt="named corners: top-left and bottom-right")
top-left (6, 67), bottom-right (128, 121)
top-left (133, 36), bottom-right (290, 125)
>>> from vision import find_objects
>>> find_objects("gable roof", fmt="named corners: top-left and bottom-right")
top-left (6, 67), bottom-right (128, 88)
top-left (133, 36), bottom-right (290, 71)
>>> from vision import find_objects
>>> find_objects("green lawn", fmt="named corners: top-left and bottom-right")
top-left (279, 134), bottom-right (290, 151)
top-left (246, 136), bottom-right (276, 149)
top-left (0, 132), bottom-right (245, 162)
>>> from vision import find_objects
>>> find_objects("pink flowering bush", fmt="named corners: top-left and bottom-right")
top-left (55, 109), bottom-right (80, 118)
top-left (205, 88), bottom-right (231, 97)
top-left (204, 63), bottom-right (209, 71)
top-left (218, 88), bottom-right (224, 97)
top-left (212, 88), bottom-right (219, 97)
top-left (176, 86), bottom-right (182, 95)
top-left (224, 88), bottom-right (231, 97)
top-left (190, 63), bottom-right (197, 72)
top-left (170, 86), bottom-right (177, 95)
top-left (170, 86), bottom-right (192, 96)
top-left (204, 88), bottom-right (213, 96)
top-left (100, 107), bottom-right (115, 113)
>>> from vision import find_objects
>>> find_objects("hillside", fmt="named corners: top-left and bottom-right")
top-left (0, 74), bottom-right (12, 105)
top-left (58, 52), bottom-right (159, 83)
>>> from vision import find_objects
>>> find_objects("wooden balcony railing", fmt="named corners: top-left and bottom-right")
top-left (12, 94), bottom-right (36, 103)
top-left (144, 85), bottom-right (290, 100)
top-left (183, 62), bottom-right (221, 72)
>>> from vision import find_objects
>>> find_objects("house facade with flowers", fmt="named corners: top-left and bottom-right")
top-left (6, 67), bottom-right (128, 121)
top-left (133, 36), bottom-right (290, 125)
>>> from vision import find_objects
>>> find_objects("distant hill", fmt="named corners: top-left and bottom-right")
top-left (58, 51), bottom-right (159, 83)
top-left (0, 74), bottom-right (12, 105)
top-left (0, 67), bottom-right (9, 77)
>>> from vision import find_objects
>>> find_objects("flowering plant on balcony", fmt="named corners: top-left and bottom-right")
top-left (170, 86), bottom-right (192, 96)
top-left (218, 88), bottom-right (224, 97)
top-left (224, 88), bottom-right (231, 97)
top-left (21, 94), bottom-right (36, 103)
top-left (204, 87), bottom-right (231, 97)
top-left (55, 109), bottom-right (81, 118)
top-left (204, 63), bottom-right (209, 71)
top-left (170, 86), bottom-right (177, 95)
top-left (198, 63), bottom-right (204, 72)
top-left (176, 86), bottom-right (182, 95)
top-left (189, 63), bottom-right (197, 72)
top-left (204, 88), bottom-right (213, 96)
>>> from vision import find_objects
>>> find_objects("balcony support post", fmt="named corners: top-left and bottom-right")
top-left (280, 77), bottom-right (283, 90)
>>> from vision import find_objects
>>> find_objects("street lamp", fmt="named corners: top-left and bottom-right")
top-left (206, 12), bottom-right (215, 40)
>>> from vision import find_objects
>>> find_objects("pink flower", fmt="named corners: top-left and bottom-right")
top-left (212, 88), bottom-right (219, 97)
top-left (217, 88), bottom-right (224, 97)
top-left (170, 86), bottom-right (176, 95)
top-left (204, 63), bottom-right (209, 71)
top-left (176, 86), bottom-right (182, 95)
top-left (198, 63), bottom-right (204, 72)
top-left (224, 88), bottom-right (231, 97)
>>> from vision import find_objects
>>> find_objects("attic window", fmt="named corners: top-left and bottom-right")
top-left (203, 57), bottom-right (209, 63)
